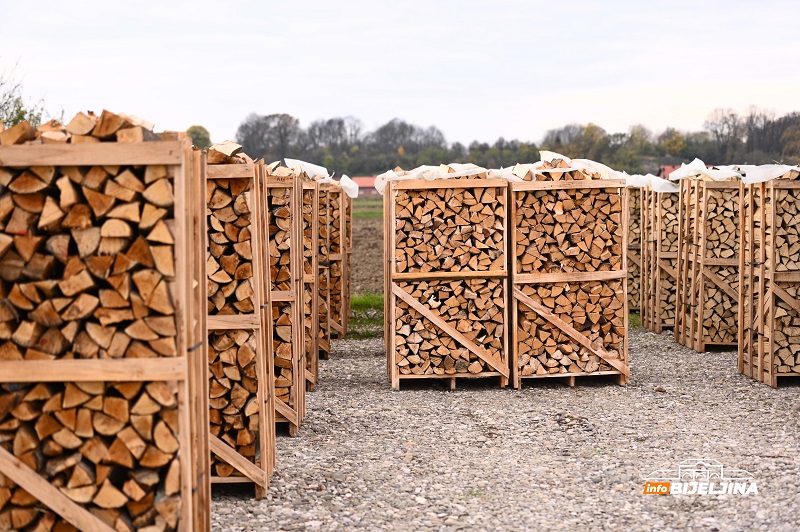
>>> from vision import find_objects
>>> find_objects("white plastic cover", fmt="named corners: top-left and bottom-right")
top-left (626, 174), bottom-right (650, 188)
top-left (739, 164), bottom-right (800, 184)
top-left (339, 175), bottom-right (360, 198)
top-left (284, 158), bottom-right (331, 180)
top-left (648, 174), bottom-right (680, 193)
top-left (375, 164), bottom-right (489, 195)
top-left (668, 158), bottom-right (742, 181)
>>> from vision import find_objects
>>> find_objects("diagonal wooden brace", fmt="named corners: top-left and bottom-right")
top-left (0, 446), bottom-right (114, 532)
top-left (702, 267), bottom-right (738, 301)
top-left (392, 284), bottom-right (508, 378)
top-left (209, 435), bottom-right (268, 487)
top-left (514, 288), bottom-right (630, 376)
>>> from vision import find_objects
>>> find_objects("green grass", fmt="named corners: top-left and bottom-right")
top-left (347, 292), bottom-right (384, 339)
top-left (629, 312), bottom-right (641, 328)
top-left (353, 197), bottom-right (383, 219)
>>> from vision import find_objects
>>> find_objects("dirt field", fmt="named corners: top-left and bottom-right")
top-left (351, 199), bottom-right (384, 294)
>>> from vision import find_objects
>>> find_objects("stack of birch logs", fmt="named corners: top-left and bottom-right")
top-left (739, 165), bottom-right (800, 387)
top-left (509, 158), bottom-right (630, 387)
top-left (382, 164), bottom-right (511, 390)
top-left (641, 176), bottom-right (680, 333)
top-left (0, 112), bottom-right (210, 531)
top-left (627, 185), bottom-right (642, 312)
top-left (205, 142), bottom-right (275, 497)
top-left (674, 162), bottom-right (741, 352)
top-left (259, 162), bottom-right (305, 436)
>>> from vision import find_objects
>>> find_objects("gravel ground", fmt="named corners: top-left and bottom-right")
top-left (212, 327), bottom-right (800, 531)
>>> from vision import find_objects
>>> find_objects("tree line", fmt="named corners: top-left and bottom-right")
top-left (230, 108), bottom-right (800, 176)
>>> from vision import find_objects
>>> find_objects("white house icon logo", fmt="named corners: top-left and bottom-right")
top-left (643, 459), bottom-right (758, 495)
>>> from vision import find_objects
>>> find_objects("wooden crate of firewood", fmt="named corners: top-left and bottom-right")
top-left (509, 160), bottom-right (630, 388)
top-left (0, 114), bottom-right (210, 531)
top-left (205, 144), bottom-right (275, 497)
top-left (641, 185), bottom-right (679, 332)
top-left (383, 166), bottom-right (511, 390)
top-left (301, 179), bottom-right (319, 391)
top-left (739, 168), bottom-right (800, 387)
top-left (258, 163), bottom-right (305, 435)
top-left (627, 187), bottom-right (642, 313)
top-left (343, 193), bottom-right (353, 337)
top-left (326, 184), bottom-right (348, 339)
top-left (675, 177), bottom-right (740, 352)
top-left (316, 185), bottom-right (331, 360)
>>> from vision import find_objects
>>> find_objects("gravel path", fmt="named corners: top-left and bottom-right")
top-left (212, 328), bottom-right (800, 531)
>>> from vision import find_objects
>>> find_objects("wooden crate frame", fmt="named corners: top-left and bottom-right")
top-left (675, 180), bottom-right (740, 352)
top-left (739, 179), bottom-right (800, 387)
top-left (627, 187), bottom-right (642, 313)
top-left (317, 185), bottom-right (332, 360)
top-left (0, 142), bottom-right (210, 531)
top-left (205, 163), bottom-right (275, 497)
top-left (326, 185), bottom-right (348, 338)
top-left (510, 179), bottom-right (630, 388)
top-left (343, 193), bottom-right (353, 336)
top-left (257, 165), bottom-right (305, 436)
top-left (641, 187), bottom-right (679, 332)
top-left (384, 179), bottom-right (511, 390)
top-left (301, 180), bottom-right (319, 391)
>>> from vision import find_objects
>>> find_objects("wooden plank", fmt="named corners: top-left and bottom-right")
top-left (513, 288), bottom-right (630, 376)
top-left (511, 179), bottom-right (626, 191)
top-left (513, 270), bottom-right (626, 284)
top-left (0, 358), bottom-right (187, 383)
top-left (275, 400), bottom-right (299, 425)
top-left (206, 163), bottom-right (256, 179)
top-left (209, 435), bottom-right (267, 487)
top-left (392, 284), bottom-right (509, 377)
top-left (0, 141), bottom-right (183, 166)
top-left (393, 270), bottom-right (507, 281)
top-left (207, 315), bottom-right (261, 329)
top-left (392, 178), bottom-right (505, 190)
top-left (0, 446), bottom-right (114, 532)
top-left (270, 292), bottom-right (296, 302)
top-left (702, 266), bottom-right (739, 301)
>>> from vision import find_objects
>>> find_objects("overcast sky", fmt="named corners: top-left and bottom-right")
top-left (1, 0), bottom-right (799, 145)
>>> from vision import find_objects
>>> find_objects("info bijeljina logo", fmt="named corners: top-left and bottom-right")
top-left (643, 459), bottom-right (758, 495)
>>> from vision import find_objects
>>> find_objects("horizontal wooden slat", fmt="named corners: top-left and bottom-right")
top-left (398, 372), bottom-right (503, 379)
top-left (392, 270), bottom-right (506, 281)
top-left (206, 163), bottom-right (255, 179)
top-left (0, 358), bottom-right (188, 383)
top-left (0, 141), bottom-right (183, 166)
top-left (513, 270), bottom-right (626, 284)
top-left (391, 178), bottom-right (506, 190)
top-left (270, 292), bottom-right (295, 302)
top-left (207, 315), bottom-right (260, 329)
top-left (511, 179), bottom-right (625, 191)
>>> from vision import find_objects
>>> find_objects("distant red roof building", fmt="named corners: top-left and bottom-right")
top-left (659, 165), bottom-right (681, 179)
top-left (351, 176), bottom-right (378, 195)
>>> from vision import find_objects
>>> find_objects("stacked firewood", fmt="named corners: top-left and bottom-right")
top-left (739, 169), bottom-right (800, 385)
top-left (383, 164), bottom-right (510, 388)
top-left (675, 170), bottom-right (741, 351)
top-left (510, 158), bottom-right (628, 385)
top-left (0, 111), bottom-right (159, 146)
top-left (317, 188), bottom-right (331, 358)
top-left (394, 278), bottom-right (505, 375)
top-left (517, 280), bottom-right (626, 375)
top-left (641, 186), bottom-right (679, 332)
top-left (301, 183), bottom-right (318, 388)
top-left (395, 186), bottom-right (505, 273)
top-left (265, 185), bottom-right (296, 405)
top-left (328, 187), bottom-right (344, 335)
top-left (206, 177), bottom-right (255, 315)
top-left (628, 187), bottom-right (641, 311)
top-left (0, 111), bottom-right (189, 530)
top-left (205, 144), bottom-right (264, 479)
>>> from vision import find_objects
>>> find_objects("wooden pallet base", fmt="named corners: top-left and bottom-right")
top-left (519, 371), bottom-right (627, 387)
top-left (395, 372), bottom-right (507, 390)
